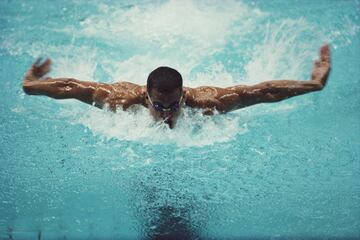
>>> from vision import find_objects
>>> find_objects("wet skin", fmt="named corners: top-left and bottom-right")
top-left (23, 44), bottom-right (331, 128)
top-left (147, 88), bottom-right (183, 129)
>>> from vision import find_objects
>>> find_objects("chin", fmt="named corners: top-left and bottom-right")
top-left (165, 118), bottom-right (176, 129)
top-left (165, 120), bottom-right (173, 129)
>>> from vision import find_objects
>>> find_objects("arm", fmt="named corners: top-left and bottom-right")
top-left (185, 44), bottom-right (331, 113)
top-left (22, 58), bottom-right (113, 109)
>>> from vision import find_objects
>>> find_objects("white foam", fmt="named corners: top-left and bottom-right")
top-left (191, 63), bottom-right (236, 87)
top-left (244, 19), bottom-right (318, 84)
top-left (78, 0), bottom-right (264, 83)
top-left (59, 106), bottom-right (247, 147)
top-left (81, 0), bottom-right (253, 51)
top-left (52, 48), bottom-right (98, 81)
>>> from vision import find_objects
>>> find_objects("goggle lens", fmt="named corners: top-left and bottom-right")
top-left (153, 102), bottom-right (180, 112)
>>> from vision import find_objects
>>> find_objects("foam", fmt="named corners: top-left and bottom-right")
top-left (80, 1), bottom-right (252, 51)
top-left (244, 19), bottom-right (319, 84)
top-left (77, 0), bottom-right (264, 83)
top-left (59, 106), bottom-right (247, 147)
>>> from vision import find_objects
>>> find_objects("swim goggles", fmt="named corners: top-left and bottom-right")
top-left (147, 92), bottom-right (183, 112)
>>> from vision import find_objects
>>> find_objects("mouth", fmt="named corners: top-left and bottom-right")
top-left (164, 116), bottom-right (174, 128)
top-left (164, 117), bottom-right (172, 124)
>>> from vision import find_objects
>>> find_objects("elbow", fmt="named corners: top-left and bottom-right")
top-left (313, 82), bottom-right (325, 91)
top-left (22, 81), bottom-right (33, 95)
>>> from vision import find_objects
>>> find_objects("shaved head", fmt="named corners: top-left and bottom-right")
top-left (147, 66), bottom-right (183, 96)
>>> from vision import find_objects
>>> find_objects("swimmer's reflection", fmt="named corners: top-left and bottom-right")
top-left (145, 205), bottom-right (200, 240)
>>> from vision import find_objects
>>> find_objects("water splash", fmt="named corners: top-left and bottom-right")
top-left (244, 19), bottom-right (319, 83)
top-left (1, 0), bottom-right (360, 237)
top-left (59, 106), bottom-right (247, 147)
top-left (58, 1), bottom-right (317, 146)
top-left (3, 0), bottom-right (358, 147)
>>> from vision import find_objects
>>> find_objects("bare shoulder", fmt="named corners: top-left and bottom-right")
top-left (184, 86), bottom-right (226, 112)
top-left (110, 81), bottom-right (143, 90)
top-left (105, 81), bottom-right (147, 110)
top-left (184, 85), bottom-right (247, 113)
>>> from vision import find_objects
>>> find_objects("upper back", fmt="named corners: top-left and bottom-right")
top-left (106, 82), bottom-right (147, 111)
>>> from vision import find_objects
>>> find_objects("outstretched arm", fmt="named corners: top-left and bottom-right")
top-left (185, 44), bottom-right (331, 113)
top-left (23, 58), bottom-right (113, 108)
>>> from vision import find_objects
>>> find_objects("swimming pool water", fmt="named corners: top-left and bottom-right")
top-left (1, 0), bottom-right (360, 239)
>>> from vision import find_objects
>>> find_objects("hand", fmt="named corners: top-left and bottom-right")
top-left (311, 44), bottom-right (331, 85)
top-left (25, 58), bottom-right (52, 81)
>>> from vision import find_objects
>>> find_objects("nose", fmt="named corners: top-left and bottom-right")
top-left (161, 111), bottom-right (172, 119)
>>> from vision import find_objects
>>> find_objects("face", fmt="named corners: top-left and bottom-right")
top-left (147, 88), bottom-right (184, 129)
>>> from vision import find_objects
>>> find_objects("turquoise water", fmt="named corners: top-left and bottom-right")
top-left (1, 0), bottom-right (360, 239)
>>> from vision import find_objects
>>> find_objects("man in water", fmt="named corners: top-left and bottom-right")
top-left (23, 45), bottom-right (331, 129)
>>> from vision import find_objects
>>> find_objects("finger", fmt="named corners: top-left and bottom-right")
top-left (314, 60), bottom-right (321, 67)
top-left (41, 58), bottom-right (52, 67)
top-left (320, 44), bottom-right (330, 63)
top-left (33, 57), bottom-right (42, 67)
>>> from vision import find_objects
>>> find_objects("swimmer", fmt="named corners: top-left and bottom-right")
top-left (23, 44), bottom-right (331, 129)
